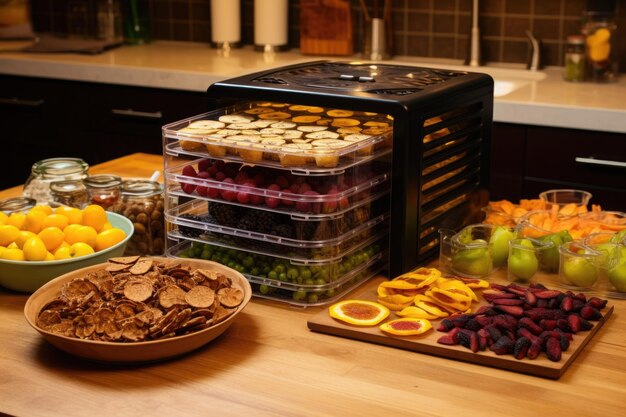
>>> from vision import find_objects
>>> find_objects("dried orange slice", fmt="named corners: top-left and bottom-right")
top-left (328, 300), bottom-right (389, 326)
top-left (379, 318), bottom-right (432, 336)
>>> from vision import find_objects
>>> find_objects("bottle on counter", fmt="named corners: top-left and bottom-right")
top-left (564, 35), bottom-right (586, 82)
top-left (84, 174), bottom-right (122, 210)
top-left (111, 179), bottom-right (165, 256)
top-left (582, 0), bottom-right (619, 82)
top-left (49, 179), bottom-right (89, 209)
top-left (23, 157), bottom-right (89, 205)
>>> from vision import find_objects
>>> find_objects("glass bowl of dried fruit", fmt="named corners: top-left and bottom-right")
top-left (0, 211), bottom-right (133, 293)
top-left (23, 256), bottom-right (252, 363)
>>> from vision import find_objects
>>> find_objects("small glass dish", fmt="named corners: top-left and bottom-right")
top-left (439, 224), bottom-right (516, 279)
top-left (539, 189), bottom-right (592, 213)
top-left (506, 238), bottom-right (554, 283)
top-left (558, 241), bottom-right (604, 291)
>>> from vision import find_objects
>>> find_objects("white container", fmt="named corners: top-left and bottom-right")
top-left (210, 0), bottom-right (240, 47)
top-left (254, 0), bottom-right (288, 50)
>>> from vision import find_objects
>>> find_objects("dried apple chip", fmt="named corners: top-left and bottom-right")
top-left (159, 285), bottom-right (188, 309)
top-left (185, 286), bottom-right (216, 308)
top-left (124, 279), bottom-right (154, 302)
top-left (217, 287), bottom-right (244, 308)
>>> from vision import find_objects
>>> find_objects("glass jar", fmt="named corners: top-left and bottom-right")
top-left (0, 197), bottom-right (37, 215)
top-left (564, 35), bottom-right (586, 82)
top-left (50, 180), bottom-right (89, 209)
top-left (84, 175), bottom-right (122, 209)
top-left (23, 158), bottom-right (89, 204)
top-left (111, 180), bottom-right (165, 256)
top-left (582, 8), bottom-right (618, 82)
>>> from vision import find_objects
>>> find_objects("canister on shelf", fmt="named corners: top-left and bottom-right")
top-left (22, 157), bottom-right (89, 204)
top-left (84, 174), bottom-right (122, 209)
top-left (564, 35), bottom-right (586, 82)
top-left (582, 0), bottom-right (619, 82)
top-left (111, 179), bottom-right (165, 256)
top-left (50, 180), bottom-right (89, 208)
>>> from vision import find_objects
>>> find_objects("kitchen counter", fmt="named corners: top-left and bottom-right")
top-left (1, 153), bottom-right (626, 417)
top-left (1, 41), bottom-right (626, 133)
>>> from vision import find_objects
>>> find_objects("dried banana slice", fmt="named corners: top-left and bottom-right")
top-left (297, 125), bottom-right (328, 132)
top-left (240, 129), bottom-right (261, 135)
top-left (244, 107), bottom-right (274, 115)
top-left (219, 114), bottom-right (253, 124)
top-left (364, 121), bottom-right (390, 127)
top-left (292, 115), bottom-right (322, 123)
top-left (305, 130), bottom-right (340, 140)
top-left (216, 128), bottom-right (240, 136)
top-left (291, 137), bottom-right (311, 143)
top-left (327, 109), bottom-right (354, 117)
top-left (343, 133), bottom-right (372, 143)
top-left (227, 122), bottom-right (258, 130)
top-left (289, 105), bottom-right (324, 113)
top-left (188, 120), bottom-right (226, 129)
top-left (344, 133), bottom-right (375, 155)
top-left (331, 118), bottom-right (361, 127)
top-left (260, 127), bottom-right (286, 135)
top-left (252, 119), bottom-right (278, 128)
top-left (312, 139), bottom-right (351, 149)
top-left (270, 121), bottom-right (297, 129)
top-left (282, 130), bottom-right (304, 139)
top-left (258, 111), bottom-right (292, 120)
top-left (279, 143), bottom-right (313, 167)
top-left (337, 126), bottom-right (362, 134)
top-left (261, 137), bottom-right (286, 149)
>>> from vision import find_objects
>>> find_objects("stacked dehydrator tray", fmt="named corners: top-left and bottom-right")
top-left (162, 61), bottom-right (494, 306)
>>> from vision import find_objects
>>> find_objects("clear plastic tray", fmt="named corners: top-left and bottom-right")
top-left (165, 193), bottom-right (389, 244)
top-left (165, 157), bottom-right (391, 216)
top-left (167, 239), bottom-right (387, 307)
top-left (168, 218), bottom-right (388, 262)
top-left (162, 102), bottom-right (393, 172)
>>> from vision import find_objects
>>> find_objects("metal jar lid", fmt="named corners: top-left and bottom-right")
top-left (120, 180), bottom-right (164, 197)
top-left (0, 196), bottom-right (37, 214)
top-left (84, 174), bottom-right (123, 189)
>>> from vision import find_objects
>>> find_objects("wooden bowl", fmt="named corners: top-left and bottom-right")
top-left (24, 257), bottom-right (252, 363)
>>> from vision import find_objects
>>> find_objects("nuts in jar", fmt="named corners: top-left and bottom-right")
top-left (111, 180), bottom-right (165, 256)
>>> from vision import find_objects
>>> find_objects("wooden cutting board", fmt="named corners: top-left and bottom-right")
top-left (300, 0), bottom-right (353, 56)
top-left (307, 277), bottom-right (614, 379)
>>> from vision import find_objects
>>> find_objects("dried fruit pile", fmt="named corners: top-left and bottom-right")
top-left (36, 256), bottom-right (245, 342)
top-left (436, 282), bottom-right (608, 361)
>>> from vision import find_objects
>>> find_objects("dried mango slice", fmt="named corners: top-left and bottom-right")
top-left (379, 318), bottom-right (432, 336)
top-left (379, 279), bottom-right (421, 290)
top-left (415, 300), bottom-right (450, 318)
top-left (329, 300), bottom-right (390, 326)
top-left (396, 306), bottom-right (439, 320)
top-left (454, 276), bottom-right (490, 289)
top-left (378, 293), bottom-right (415, 306)
top-left (376, 297), bottom-right (411, 312)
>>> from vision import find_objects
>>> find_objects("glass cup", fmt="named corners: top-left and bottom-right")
top-left (558, 241), bottom-right (603, 290)
top-left (507, 238), bottom-right (554, 283)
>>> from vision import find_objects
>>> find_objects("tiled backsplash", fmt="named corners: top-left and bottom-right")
top-left (30, 0), bottom-right (625, 70)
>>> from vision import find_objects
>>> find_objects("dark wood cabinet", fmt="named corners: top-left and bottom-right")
top-left (491, 123), bottom-right (626, 210)
top-left (0, 75), bottom-right (207, 189)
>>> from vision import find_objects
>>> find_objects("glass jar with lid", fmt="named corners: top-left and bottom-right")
top-left (111, 180), bottom-right (165, 256)
top-left (23, 157), bottom-right (89, 204)
top-left (564, 35), bottom-right (586, 82)
top-left (0, 197), bottom-right (37, 215)
top-left (84, 174), bottom-right (122, 209)
top-left (50, 180), bottom-right (89, 209)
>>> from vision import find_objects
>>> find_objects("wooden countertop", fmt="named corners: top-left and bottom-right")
top-left (1, 153), bottom-right (625, 417)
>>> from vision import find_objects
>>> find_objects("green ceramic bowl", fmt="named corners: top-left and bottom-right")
top-left (0, 212), bottom-right (133, 293)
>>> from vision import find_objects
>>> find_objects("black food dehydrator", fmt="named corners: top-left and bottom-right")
top-left (162, 60), bottom-right (493, 306)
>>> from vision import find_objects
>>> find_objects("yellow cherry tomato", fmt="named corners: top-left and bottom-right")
top-left (38, 227), bottom-right (65, 252)
top-left (65, 225), bottom-right (97, 247)
top-left (82, 204), bottom-right (107, 232)
top-left (0, 211), bottom-right (8, 225)
top-left (42, 214), bottom-right (69, 231)
top-left (14, 231), bottom-right (37, 249)
top-left (1, 248), bottom-right (24, 261)
top-left (55, 206), bottom-right (83, 224)
top-left (0, 224), bottom-right (20, 246)
top-left (23, 236), bottom-right (48, 261)
top-left (70, 242), bottom-right (95, 258)
top-left (31, 205), bottom-right (53, 215)
top-left (95, 228), bottom-right (126, 252)
top-left (24, 209), bottom-right (47, 234)
top-left (6, 212), bottom-right (26, 230)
